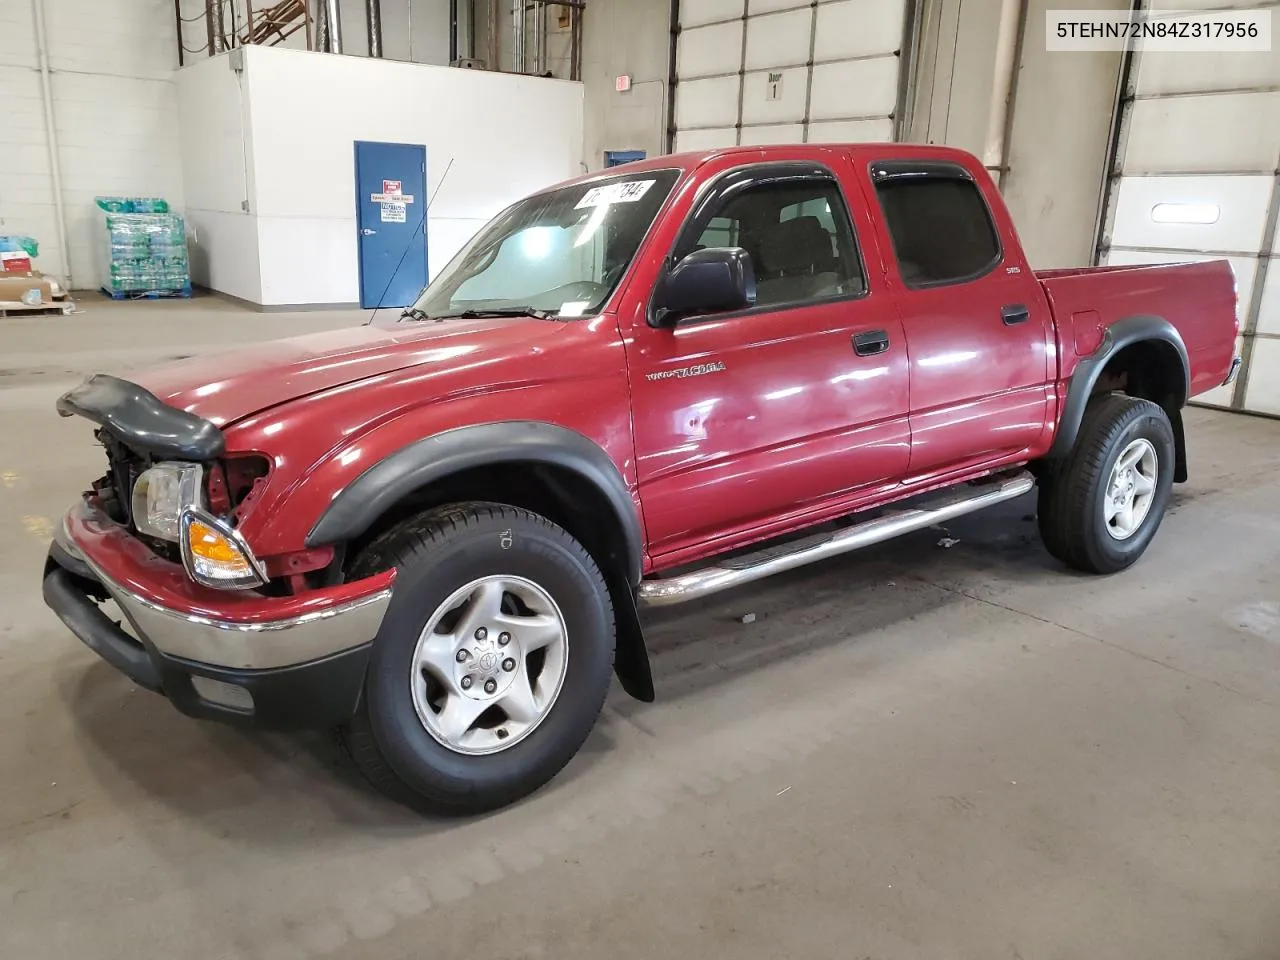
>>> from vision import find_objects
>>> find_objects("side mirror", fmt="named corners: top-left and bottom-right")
top-left (651, 247), bottom-right (756, 327)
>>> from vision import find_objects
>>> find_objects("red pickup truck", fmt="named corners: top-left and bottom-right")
top-left (45, 144), bottom-right (1239, 813)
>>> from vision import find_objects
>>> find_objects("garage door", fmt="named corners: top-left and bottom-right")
top-left (672, 0), bottom-right (909, 152)
top-left (1097, 3), bottom-right (1280, 414)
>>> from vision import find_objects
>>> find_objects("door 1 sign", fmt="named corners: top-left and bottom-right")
top-left (370, 179), bottom-right (415, 223)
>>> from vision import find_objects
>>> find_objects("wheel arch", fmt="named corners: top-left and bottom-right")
top-left (1048, 314), bottom-right (1190, 480)
top-left (306, 422), bottom-right (654, 703)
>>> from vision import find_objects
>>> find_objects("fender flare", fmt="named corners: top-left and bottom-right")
top-left (1047, 314), bottom-right (1190, 460)
top-left (305, 421), bottom-right (646, 586)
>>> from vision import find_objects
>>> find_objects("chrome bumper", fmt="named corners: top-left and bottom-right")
top-left (55, 523), bottom-right (392, 671)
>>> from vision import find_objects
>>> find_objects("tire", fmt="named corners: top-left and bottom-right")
top-left (1037, 394), bottom-right (1175, 574)
top-left (338, 503), bottom-right (615, 815)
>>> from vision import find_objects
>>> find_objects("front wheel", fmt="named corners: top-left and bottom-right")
top-left (339, 503), bottom-right (615, 815)
top-left (1037, 394), bottom-right (1176, 574)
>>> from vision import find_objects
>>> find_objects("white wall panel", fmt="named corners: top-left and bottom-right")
top-left (0, 0), bottom-right (184, 287)
top-left (0, 2), bottom-right (37, 69)
top-left (814, 0), bottom-right (904, 61)
top-left (809, 56), bottom-right (899, 119)
top-left (809, 117), bottom-right (895, 142)
top-left (675, 75), bottom-right (742, 129)
top-left (1243, 339), bottom-right (1280, 416)
top-left (739, 123), bottom-right (806, 145)
top-left (750, 0), bottom-right (810, 11)
top-left (675, 127), bottom-right (739, 151)
top-left (740, 66), bottom-right (809, 123)
top-left (174, 55), bottom-right (257, 301)
top-left (1255, 265), bottom-right (1280, 337)
top-left (43, 0), bottom-right (176, 81)
top-left (1109, 176), bottom-right (1272, 253)
top-left (681, 0), bottom-right (747, 27)
top-left (1134, 49), bottom-right (1280, 96)
top-left (1124, 92), bottom-right (1280, 175)
top-left (677, 21), bottom-right (744, 78)
top-left (743, 8), bottom-right (811, 69)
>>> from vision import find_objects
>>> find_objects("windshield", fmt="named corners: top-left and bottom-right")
top-left (407, 169), bottom-right (681, 320)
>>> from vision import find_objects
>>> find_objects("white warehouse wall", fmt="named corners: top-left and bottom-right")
top-left (0, 0), bottom-right (185, 288)
top-left (581, 0), bottom-right (672, 169)
top-left (173, 53), bottom-right (262, 303)
top-left (175, 45), bottom-right (584, 306)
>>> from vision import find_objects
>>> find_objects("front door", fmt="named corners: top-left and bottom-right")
top-left (355, 141), bottom-right (427, 309)
top-left (627, 163), bottom-right (912, 565)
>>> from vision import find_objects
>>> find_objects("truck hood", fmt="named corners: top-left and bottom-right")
top-left (133, 317), bottom-right (563, 427)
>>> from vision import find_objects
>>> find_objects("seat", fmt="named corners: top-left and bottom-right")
top-left (755, 216), bottom-right (842, 304)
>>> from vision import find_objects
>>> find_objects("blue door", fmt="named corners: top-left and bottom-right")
top-left (355, 141), bottom-right (427, 309)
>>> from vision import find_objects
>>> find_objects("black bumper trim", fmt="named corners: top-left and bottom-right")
top-left (43, 548), bottom-right (372, 730)
top-left (157, 645), bottom-right (372, 730)
top-left (44, 566), bottom-right (163, 693)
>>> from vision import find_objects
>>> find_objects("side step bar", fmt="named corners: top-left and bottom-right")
top-left (636, 472), bottom-right (1035, 608)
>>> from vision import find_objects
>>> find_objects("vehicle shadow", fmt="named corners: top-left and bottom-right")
top-left (630, 491), bottom-right (1061, 706)
top-left (61, 492), bottom-right (1057, 828)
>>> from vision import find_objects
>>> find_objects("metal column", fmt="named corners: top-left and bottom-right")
top-left (325, 0), bottom-right (343, 52)
top-left (366, 0), bottom-right (382, 56)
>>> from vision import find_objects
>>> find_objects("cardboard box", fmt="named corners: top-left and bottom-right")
top-left (0, 251), bottom-right (33, 273)
top-left (0, 273), bottom-right (54, 304)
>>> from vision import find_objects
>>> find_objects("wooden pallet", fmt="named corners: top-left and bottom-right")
top-left (100, 284), bottom-right (192, 301)
top-left (0, 299), bottom-right (75, 318)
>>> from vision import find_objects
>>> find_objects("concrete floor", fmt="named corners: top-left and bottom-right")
top-left (2, 295), bottom-right (1279, 960)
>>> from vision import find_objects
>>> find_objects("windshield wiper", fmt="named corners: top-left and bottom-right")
top-left (400, 306), bottom-right (431, 321)
top-left (436, 307), bottom-right (558, 321)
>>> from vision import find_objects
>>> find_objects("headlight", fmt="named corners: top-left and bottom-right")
top-left (133, 462), bottom-right (265, 590)
top-left (132, 463), bottom-right (204, 541)
top-left (180, 510), bottom-right (266, 590)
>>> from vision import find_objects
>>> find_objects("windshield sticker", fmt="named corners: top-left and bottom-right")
top-left (559, 300), bottom-right (590, 317)
top-left (575, 179), bottom-right (656, 209)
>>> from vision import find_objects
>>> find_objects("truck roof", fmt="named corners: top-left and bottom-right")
top-left (557, 143), bottom-right (981, 190)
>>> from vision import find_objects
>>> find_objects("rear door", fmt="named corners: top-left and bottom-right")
top-left (867, 158), bottom-right (1055, 478)
top-left (625, 161), bottom-right (911, 564)
top-left (355, 141), bottom-right (427, 309)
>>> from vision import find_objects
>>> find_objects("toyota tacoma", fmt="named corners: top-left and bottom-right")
top-left (44, 144), bottom-right (1241, 814)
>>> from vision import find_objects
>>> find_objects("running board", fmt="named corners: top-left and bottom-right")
top-left (636, 472), bottom-right (1035, 608)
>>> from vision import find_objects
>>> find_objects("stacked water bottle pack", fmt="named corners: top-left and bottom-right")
top-left (95, 197), bottom-right (193, 299)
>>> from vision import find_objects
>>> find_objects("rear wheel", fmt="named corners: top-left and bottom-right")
top-left (1037, 394), bottom-right (1175, 574)
top-left (339, 503), bottom-right (615, 815)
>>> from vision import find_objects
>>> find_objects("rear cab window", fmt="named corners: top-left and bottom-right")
top-left (870, 161), bottom-right (1002, 288)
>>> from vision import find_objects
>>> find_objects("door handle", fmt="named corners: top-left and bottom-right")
top-left (360, 228), bottom-right (377, 237)
top-left (853, 330), bottom-right (890, 356)
top-left (1001, 303), bottom-right (1030, 325)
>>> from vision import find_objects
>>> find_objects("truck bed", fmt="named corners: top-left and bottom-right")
top-left (1036, 260), bottom-right (1239, 397)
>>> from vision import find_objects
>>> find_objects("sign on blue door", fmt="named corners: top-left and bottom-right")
top-left (355, 141), bottom-right (427, 309)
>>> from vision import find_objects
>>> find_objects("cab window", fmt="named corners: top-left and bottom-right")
top-left (687, 179), bottom-right (866, 308)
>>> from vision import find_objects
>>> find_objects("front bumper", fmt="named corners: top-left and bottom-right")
top-left (43, 499), bottom-right (395, 729)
